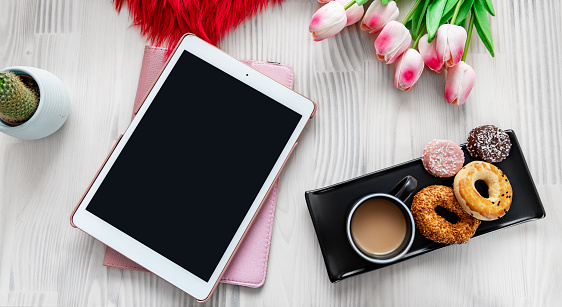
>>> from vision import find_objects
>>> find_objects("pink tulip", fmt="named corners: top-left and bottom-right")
top-left (436, 24), bottom-right (467, 68)
top-left (360, 0), bottom-right (399, 33)
top-left (445, 61), bottom-right (475, 105)
top-left (418, 34), bottom-right (444, 72)
top-left (374, 21), bottom-right (412, 64)
top-left (340, 0), bottom-right (365, 26)
top-left (394, 48), bottom-right (424, 91)
top-left (318, 0), bottom-right (364, 26)
top-left (309, 1), bottom-right (347, 41)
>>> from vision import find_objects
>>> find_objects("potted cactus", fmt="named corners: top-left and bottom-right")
top-left (0, 72), bottom-right (39, 124)
top-left (0, 66), bottom-right (70, 139)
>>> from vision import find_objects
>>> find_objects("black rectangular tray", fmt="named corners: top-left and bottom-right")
top-left (305, 130), bottom-right (546, 283)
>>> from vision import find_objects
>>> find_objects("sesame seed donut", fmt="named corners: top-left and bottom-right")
top-left (411, 185), bottom-right (480, 244)
top-left (453, 161), bottom-right (513, 221)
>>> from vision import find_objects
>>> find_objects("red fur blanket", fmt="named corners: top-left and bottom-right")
top-left (113, 0), bottom-right (283, 50)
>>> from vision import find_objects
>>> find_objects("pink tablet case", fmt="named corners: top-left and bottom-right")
top-left (102, 46), bottom-right (294, 288)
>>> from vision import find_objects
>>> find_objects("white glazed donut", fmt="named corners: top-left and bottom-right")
top-left (453, 161), bottom-right (512, 221)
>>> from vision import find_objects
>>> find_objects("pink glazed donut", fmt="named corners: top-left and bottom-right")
top-left (422, 139), bottom-right (465, 178)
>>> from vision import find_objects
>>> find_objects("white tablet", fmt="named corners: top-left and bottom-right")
top-left (71, 34), bottom-right (316, 302)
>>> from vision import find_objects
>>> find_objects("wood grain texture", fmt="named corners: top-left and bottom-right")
top-left (0, 0), bottom-right (560, 306)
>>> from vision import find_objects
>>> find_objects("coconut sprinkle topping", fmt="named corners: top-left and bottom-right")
top-left (466, 125), bottom-right (511, 163)
top-left (422, 139), bottom-right (465, 178)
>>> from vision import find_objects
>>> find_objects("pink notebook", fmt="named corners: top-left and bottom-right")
top-left (102, 46), bottom-right (294, 288)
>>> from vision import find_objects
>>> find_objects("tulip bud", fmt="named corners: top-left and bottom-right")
top-left (361, 0), bottom-right (399, 33)
top-left (394, 48), bottom-right (424, 91)
top-left (374, 21), bottom-right (412, 64)
top-left (445, 61), bottom-right (476, 105)
top-left (418, 34), bottom-right (444, 72)
top-left (436, 24), bottom-right (467, 68)
top-left (310, 1), bottom-right (348, 41)
top-left (340, 0), bottom-right (364, 26)
top-left (318, 0), bottom-right (364, 26)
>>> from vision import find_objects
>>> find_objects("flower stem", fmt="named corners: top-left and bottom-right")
top-left (412, 21), bottom-right (426, 49)
top-left (450, 0), bottom-right (464, 25)
top-left (344, 0), bottom-right (356, 10)
top-left (402, 0), bottom-right (423, 24)
top-left (462, 9), bottom-right (475, 62)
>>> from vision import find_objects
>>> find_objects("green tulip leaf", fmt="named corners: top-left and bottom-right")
top-left (381, 0), bottom-right (389, 4)
top-left (473, 0), bottom-right (495, 57)
top-left (443, 0), bottom-right (461, 18)
top-left (456, 16), bottom-right (467, 28)
top-left (405, 18), bottom-right (413, 29)
top-left (440, 0), bottom-right (475, 25)
top-left (427, 0), bottom-right (448, 42)
top-left (441, 8), bottom-right (454, 24)
top-left (411, 0), bottom-right (429, 36)
top-left (483, 0), bottom-right (495, 16)
top-left (454, 0), bottom-right (476, 25)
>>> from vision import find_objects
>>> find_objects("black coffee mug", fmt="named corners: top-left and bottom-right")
top-left (346, 176), bottom-right (417, 264)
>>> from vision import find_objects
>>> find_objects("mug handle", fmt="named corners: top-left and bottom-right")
top-left (389, 176), bottom-right (418, 202)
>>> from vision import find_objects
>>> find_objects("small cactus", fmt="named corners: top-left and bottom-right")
top-left (0, 72), bottom-right (39, 124)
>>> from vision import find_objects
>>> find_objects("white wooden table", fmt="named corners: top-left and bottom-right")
top-left (1, 0), bottom-right (561, 306)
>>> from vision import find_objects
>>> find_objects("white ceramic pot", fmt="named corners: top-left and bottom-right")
top-left (0, 66), bottom-right (70, 140)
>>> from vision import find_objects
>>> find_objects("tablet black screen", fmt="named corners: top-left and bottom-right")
top-left (86, 51), bottom-right (302, 282)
